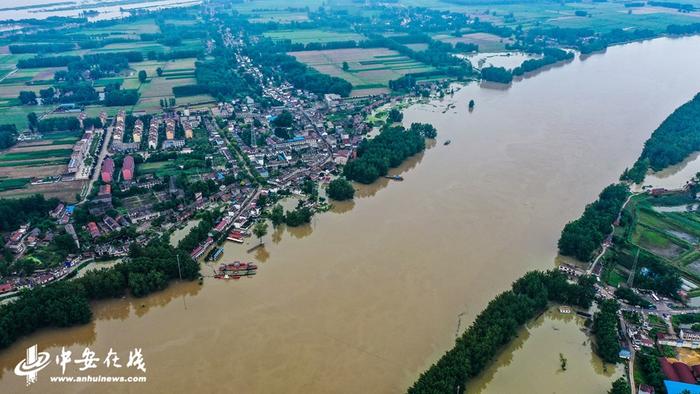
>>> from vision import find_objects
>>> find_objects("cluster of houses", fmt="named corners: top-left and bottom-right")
top-left (2, 52), bottom-right (396, 299)
top-left (86, 214), bottom-right (130, 240)
top-left (658, 330), bottom-right (700, 350)
top-left (0, 257), bottom-right (82, 295)
top-left (1, 200), bottom-right (87, 295)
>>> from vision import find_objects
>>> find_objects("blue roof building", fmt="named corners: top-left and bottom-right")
top-left (665, 380), bottom-right (700, 394)
top-left (618, 349), bottom-right (631, 360)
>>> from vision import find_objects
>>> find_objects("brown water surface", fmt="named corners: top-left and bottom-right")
top-left (2, 36), bottom-right (700, 393)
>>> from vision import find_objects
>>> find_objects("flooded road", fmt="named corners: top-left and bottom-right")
top-left (2, 36), bottom-right (700, 393)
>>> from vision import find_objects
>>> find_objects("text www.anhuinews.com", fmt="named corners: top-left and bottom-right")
top-left (49, 376), bottom-right (147, 383)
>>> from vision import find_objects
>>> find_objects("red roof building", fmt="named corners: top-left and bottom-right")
top-left (673, 362), bottom-right (697, 384)
top-left (122, 155), bottom-right (134, 182)
top-left (101, 157), bottom-right (114, 183)
top-left (692, 364), bottom-right (700, 379)
top-left (660, 358), bottom-right (680, 382)
top-left (87, 222), bottom-right (100, 238)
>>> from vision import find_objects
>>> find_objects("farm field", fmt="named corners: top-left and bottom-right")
top-left (137, 161), bottom-right (178, 177)
top-left (0, 104), bottom-right (52, 130)
top-left (604, 192), bottom-right (700, 288)
top-left (0, 65), bottom-right (62, 102)
top-left (404, 43), bottom-right (429, 52)
top-left (133, 57), bottom-right (213, 113)
top-left (0, 179), bottom-right (84, 202)
top-left (231, 0), bottom-right (324, 13)
top-left (263, 29), bottom-right (365, 44)
top-left (411, 0), bottom-right (700, 32)
top-left (249, 11), bottom-right (309, 23)
top-left (163, 18), bottom-right (199, 26)
top-left (0, 13), bottom-right (210, 126)
top-left (289, 47), bottom-right (436, 96)
top-left (0, 131), bottom-right (81, 196)
top-left (74, 18), bottom-right (161, 37)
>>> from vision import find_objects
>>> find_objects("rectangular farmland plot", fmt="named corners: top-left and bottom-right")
top-left (289, 47), bottom-right (435, 92)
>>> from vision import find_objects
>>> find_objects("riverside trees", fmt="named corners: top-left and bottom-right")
top-left (481, 66), bottom-right (513, 84)
top-left (592, 299), bottom-right (621, 363)
top-left (622, 93), bottom-right (700, 183)
top-left (327, 178), bottom-right (355, 201)
top-left (558, 183), bottom-right (629, 261)
top-left (343, 124), bottom-right (429, 184)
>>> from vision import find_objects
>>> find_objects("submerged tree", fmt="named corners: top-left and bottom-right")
top-left (327, 178), bottom-right (355, 201)
top-left (253, 221), bottom-right (268, 245)
top-left (559, 353), bottom-right (567, 371)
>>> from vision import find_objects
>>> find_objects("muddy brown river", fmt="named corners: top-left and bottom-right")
top-left (2, 36), bottom-right (700, 393)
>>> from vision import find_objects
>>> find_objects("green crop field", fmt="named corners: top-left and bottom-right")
top-left (249, 11), bottom-right (310, 23)
top-left (404, 0), bottom-right (700, 33)
top-left (138, 161), bottom-right (178, 177)
top-left (290, 47), bottom-right (437, 96)
top-left (263, 29), bottom-right (365, 44)
top-left (0, 105), bottom-right (52, 130)
top-left (0, 177), bottom-right (30, 192)
top-left (232, 0), bottom-right (324, 13)
top-left (0, 148), bottom-right (72, 162)
top-left (0, 158), bottom-right (69, 168)
top-left (128, 57), bottom-right (207, 112)
top-left (607, 192), bottom-right (700, 285)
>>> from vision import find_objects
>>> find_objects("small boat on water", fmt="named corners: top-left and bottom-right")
top-left (227, 230), bottom-right (244, 243)
top-left (444, 140), bottom-right (451, 146)
top-left (215, 261), bottom-right (258, 279)
top-left (384, 175), bottom-right (404, 181)
top-left (215, 271), bottom-right (255, 279)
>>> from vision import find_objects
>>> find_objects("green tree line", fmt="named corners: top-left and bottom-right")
top-left (558, 184), bottom-right (629, 261)
top-left (622, 93), bottom-right (700, 183)
top-left (592, 299), bottom-right (621, 363)
top-left (343, 123), bottom-right (433, 184)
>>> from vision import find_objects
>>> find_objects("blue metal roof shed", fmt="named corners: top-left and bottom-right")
top-left (664, 380), bottom-right (700, 394)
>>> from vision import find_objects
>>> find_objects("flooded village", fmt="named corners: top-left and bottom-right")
top-left (2, 1), bottom-right (700, 393)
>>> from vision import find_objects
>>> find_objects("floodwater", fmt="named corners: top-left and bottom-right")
top-left (0, 0), bottom-right (201, 22)
top-left (465, 51), bottom-right (540, 70)
top-left (468, 308), bottom-right (622, 393)
top-left (2, 36), bottom-right (700, 393)
top-left (73, 259), bottom-right (120, 279)
top-left (640, 151), bottom-right (700, 190)
top-left (168, 218), bottom-right (201, 247)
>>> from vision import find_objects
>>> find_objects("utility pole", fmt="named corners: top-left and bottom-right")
top-left (628, 247), bottom-right (640, 288)
top-left (177, 254), bottom-right (182, 281)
